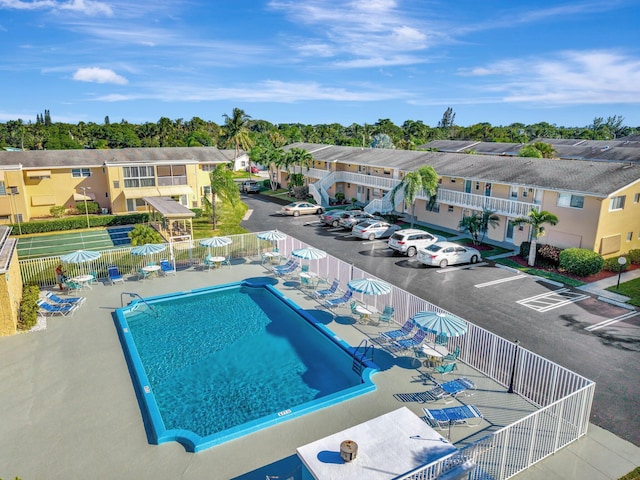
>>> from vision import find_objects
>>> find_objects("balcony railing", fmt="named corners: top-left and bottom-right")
top-left (435, 189), bottom-right (539, 217)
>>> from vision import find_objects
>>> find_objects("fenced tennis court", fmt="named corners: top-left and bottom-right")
top-left (16, 226), bottom-right (133, 259)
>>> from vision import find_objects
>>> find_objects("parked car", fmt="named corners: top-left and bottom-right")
top-left (352, 220), bottom-right (401, 240)
top-left (320, 208), bottom-right (362, 227)
top-left (239, 180), bottom-right (261, 193)
top-left (245, 165), bottom-right (259, 174)
top-left (416, 241), bottom-right (481, 268)
top-left (280, 201), bottom-right (324, 216)
top-left (338, 211), bottom-right (377, 230)
top-left (388, 228), bottom-right (438, 257)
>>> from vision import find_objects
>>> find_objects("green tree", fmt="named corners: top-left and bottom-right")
top-left (511, 210), bottom-right (559, 266)
top-left (128, 224), bottom-right (164, 246)
top-left (390, 166), bottom-right (439, 228)
top-left (203, 164), bottom-right (240, 230)
top-left (459, 209), bottom-right (500, 245)
top-left (222, 108), bottom-right (254, 162)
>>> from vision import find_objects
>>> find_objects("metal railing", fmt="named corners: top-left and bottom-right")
top-left (19, 232), bottom-right (594, 479)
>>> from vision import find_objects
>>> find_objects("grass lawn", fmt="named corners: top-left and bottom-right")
top-left (192, 200), bottom-right (249, 239)
top-left (607, 277), bottom-right (640, 307)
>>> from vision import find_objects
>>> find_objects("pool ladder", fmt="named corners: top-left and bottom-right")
top-left (121, 292), bottom-right (158, 317)
top-left (352, 339), bottom-right (374, 376)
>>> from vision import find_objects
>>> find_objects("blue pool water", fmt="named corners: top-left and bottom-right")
top-left (115, 280), bottom-right (377, 452)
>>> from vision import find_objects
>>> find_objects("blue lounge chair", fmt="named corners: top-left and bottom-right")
top-left (442, 346), bottom-right (461, 362)
top-left (160, 259), bottom-right (176, 276)
top-left (374, 319), bottom-right (415, 343)
top-left (422, 404), bottom-right (483, 430)
top-left (314, 279), bottom-right (339, 299)
top-left (107, 266), bottom-right (124, 284)
top-left (324, 289), bottom-right (353, 309)
top-left (45, 291), bottom-right (85, 305)
top-left (273, 260), bottom-right (299, 277)
top-left (378, 305), bottom-right (395, 324)
top-left (422, 377), bottom-right (476, 404)
top-left (37, 299), bottom-right (78, 316)
top-left (389, 329), bottom-right (427, 352)
top-left (433, 362), bottom-right (458, 379)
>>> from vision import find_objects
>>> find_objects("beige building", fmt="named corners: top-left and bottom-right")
top-left (281, 143), bottom-right (640, 257)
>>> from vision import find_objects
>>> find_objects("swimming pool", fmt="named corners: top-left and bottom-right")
top-left (114, 279), bottom-right (378, 452)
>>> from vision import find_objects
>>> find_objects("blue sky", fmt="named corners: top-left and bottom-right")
top-left (1, 0), bottom-right (639, 128)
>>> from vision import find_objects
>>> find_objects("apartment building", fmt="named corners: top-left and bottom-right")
top-left (281, 143), bottom-right (640, 258)
top-left (0, 147), bottom-right (242, 223)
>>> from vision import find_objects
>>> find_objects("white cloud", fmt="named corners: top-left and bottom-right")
top-left (73, 67), bottom-right (128, 84)
top-left (0, 0), bottom-right (113, 16)
top-left (462, 50), bottom-right (640, 105)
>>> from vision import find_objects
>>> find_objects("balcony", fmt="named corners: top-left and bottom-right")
top-left (435, 189), bottom-right (538, 217)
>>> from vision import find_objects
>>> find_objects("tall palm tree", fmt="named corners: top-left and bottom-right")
top-left (222, 108), bottom-right (254, 174)
top-left (203, 164), bottom-right (240, 230)
top-left (511, 209), bottom-right (559, 266)
top-left (390, 166), bottom-right (438, 228)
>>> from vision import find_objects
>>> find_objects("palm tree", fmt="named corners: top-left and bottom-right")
top-left (458, 209), bottom-right (500, 245)
top-left (222, 108), bottom-right (254, 174)
top-left (390, 166), bottom-right (438, 228)
top-left (511, 209), bottom-right (559, 266)
top-left (203, 164), bottom-right (240, 230)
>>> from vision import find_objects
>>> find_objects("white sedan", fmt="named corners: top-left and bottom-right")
top-left (279, 201), bottom-right (324, 216)
top-left (417, 241), bottom-right (481, 268)
top-left (352, 220), bottom-right (401, 240)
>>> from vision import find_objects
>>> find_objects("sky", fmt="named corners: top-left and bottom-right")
top-left (1, 0), bottom-right (639, 129)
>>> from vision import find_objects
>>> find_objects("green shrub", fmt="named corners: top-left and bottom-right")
top-left (75, 201), bottom-right (100, 214)
top-left (603, 256), bottom-right (630, 272)
top-left (559, 248), bottom-right (604, 277)
top-left (10, 213), bottom-right (149, 235)
top-left (627, 249), bottom-right (640, 265)
top-left (49, 205), bottom-right (66, 218)
top-left (18, 284), bottom-right (40, 331)
top-left (519, 241), bottom-right (531, 259)
top-left (190, 208), bottom-right (204, 218)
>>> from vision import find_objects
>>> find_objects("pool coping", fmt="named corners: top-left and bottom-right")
top-left (114, 278), bottom-right (378, 452)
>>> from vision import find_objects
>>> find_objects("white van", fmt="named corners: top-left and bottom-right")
top-left (388, 228), bottom-right (438, 257)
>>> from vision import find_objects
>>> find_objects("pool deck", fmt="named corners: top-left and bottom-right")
top-left (1, 260), bottom-right (638, 479)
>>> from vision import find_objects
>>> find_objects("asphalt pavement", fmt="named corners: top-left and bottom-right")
top-left (241, 193), bottom-right (640, 449)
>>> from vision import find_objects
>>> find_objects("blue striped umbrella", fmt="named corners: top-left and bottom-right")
top-left (130, 243), bottom-right (167, 256)
top-left (292, 247), bottom-right (326, 261)
top-left (199, 236), bottom-right (232, 248)
top-left (60, 250), bottom-right (102, 264)
top-left (411, 311), bottom-right (468, 337)
top-left (347, 278), bottom-right (392, 296)
top-left (257, 230), bottom-right (287, 242)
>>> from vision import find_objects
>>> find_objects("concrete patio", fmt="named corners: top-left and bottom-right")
top-left (1, 259), bottom-right (638, 479)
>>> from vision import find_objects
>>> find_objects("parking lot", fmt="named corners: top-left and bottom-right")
top-left (241, 194), bottom-right (640, 446)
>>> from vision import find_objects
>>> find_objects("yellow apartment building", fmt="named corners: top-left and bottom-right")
top-left (0, 147), bottom-right (241, 222)
top-left (282, 143), bottom-right (640, 258)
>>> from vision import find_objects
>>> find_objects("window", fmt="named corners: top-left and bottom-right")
top-left (627, 232), bottom-right (633, 241)
top-left (157, 164), bottom-right (187, 186)
top-left (557, 193), bottom-right (584, 209)
top-left (113, 180), bottom-right (120, 189)
top-left (72, 168), bottom-right (91, 178)
top-left (609, 195), bottom-right (626, 211)
top-left (126, 198), bottom-right (147, 211)
top-left (475, 182), bottom-right (480, 191)
top-left (202, 164), bottom-right (216, 172)
top-left (0, 181), bottom-right (5, 196)
top-left (634, 193), bottom-right (639, 203)
top-left (510, 186), bottom-right (518, 199)
top-left (123, 166), bottom-right (155, 188)
top-left (426, 203), bottom-right (440, 213)
top-left (450, 178), bottom-right (456, 183)
top-left (202, 186), bottom-right (211, 196)
top-left (448, 205), bottom-right (454, 212)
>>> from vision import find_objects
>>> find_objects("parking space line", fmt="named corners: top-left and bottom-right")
top-left (475, 274), bottom-right (527, 288)
top-left (517, 289), bottom-right (589, 312)
top-left (242, 209), bottom-right (253, 220)
top-left (585, 311), bottom-right (640, 331)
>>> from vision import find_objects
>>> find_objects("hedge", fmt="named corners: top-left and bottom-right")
top-left (559, 248), bottom-right (604, 277)
top-left (18, 284), bottom-right (40, 331)
top-left (9, 213), bottom-right (150, 235)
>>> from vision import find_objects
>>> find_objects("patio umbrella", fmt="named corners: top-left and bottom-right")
top-left (199, 236), bottom-right (232, 249)
top-left (347, 277), bottom-right (392, 296)
top-left (411, 311), bottom-right (468, 338)
top-left (292, 247), bottom-right (327, 261)
top-left (257, 230), bottom-right (287, 242)
top-left (130, 243), bottom-right (167, 256)
top-left (60, 249), bottom-right (102, 275)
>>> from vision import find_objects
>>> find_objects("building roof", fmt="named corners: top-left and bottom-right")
top-left (289, 143), bottom-right (640, 197)
top-left (0, 146), bottom-right (237, 169)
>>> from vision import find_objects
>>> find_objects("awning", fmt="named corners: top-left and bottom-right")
top-left (74, 192), bottom-right (96, 201)
top-left (157, 185), bottom-right (193, 197)
top-left (26, 170), bottom-right (52, 178)
top-left (123, 188), bottom-right (156, 199)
